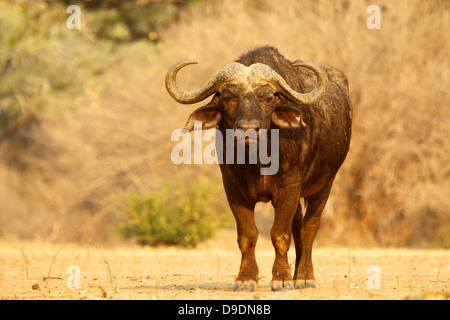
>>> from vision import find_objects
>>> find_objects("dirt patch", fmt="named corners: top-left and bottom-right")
top-left (0, 231), bottom-right (448, 300)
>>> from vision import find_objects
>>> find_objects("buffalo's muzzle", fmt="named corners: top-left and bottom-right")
top-left (234, 119), bottom-right (262, 132)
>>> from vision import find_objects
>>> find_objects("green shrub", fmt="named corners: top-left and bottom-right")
top-left (117, 179), bottom-right (231, 247)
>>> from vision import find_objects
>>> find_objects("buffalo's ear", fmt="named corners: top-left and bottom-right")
top-left (272, 106), bottom-right (307, 128)
top-left (184, 95), bottom-right (222, 131)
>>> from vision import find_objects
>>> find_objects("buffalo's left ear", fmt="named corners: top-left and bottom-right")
top-left (184, 95), bottom-right (222, 131)
top-left (272, 106), bottom-right (307, 128)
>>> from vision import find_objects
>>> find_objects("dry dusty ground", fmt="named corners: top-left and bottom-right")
top-left (0, 230), bottom-right (449, 300)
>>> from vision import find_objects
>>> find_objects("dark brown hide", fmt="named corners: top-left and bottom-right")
top-left (167, 46), bottom-right (352, 291)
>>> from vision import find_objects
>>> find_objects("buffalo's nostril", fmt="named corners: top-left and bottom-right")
top-left (235, 120), bottom-right (261, 131)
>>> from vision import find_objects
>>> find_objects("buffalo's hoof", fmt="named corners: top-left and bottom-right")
top-left (233, 280), bottom-right (257, 292)
top-left (270, 280), bottom-right (294, 291)
top-left (294, 279), bottom-right (316, 289)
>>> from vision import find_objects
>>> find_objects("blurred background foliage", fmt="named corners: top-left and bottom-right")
top-left (0, 0), bottom-right (449, 247)
top-left (117, 177), bottom-right (231, 247)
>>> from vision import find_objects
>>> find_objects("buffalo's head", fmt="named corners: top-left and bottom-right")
top-left (165, 61), bottom-right (328, 134)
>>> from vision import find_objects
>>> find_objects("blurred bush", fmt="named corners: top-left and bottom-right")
top-left (117, 179), bottom-right (231, 247)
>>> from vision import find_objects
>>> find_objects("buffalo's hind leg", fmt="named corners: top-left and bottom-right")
top-left (293, 178), bottom-right (335, 289)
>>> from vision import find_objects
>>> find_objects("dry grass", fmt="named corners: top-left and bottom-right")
top-left (0, 0), bottom-right (449, 246)
top-left (0, 233), bottom-right (448, 299)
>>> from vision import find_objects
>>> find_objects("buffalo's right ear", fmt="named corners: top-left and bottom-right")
top-left (184, 95), bottom-right (222, 131)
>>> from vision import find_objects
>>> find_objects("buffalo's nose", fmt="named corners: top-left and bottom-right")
top-left (235, 119), bottom-right (261, 131)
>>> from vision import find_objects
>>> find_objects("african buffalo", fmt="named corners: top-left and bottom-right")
top-left (165, 46), bottom-right (352, 291)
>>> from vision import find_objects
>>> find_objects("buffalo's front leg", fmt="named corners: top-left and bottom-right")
top-left (270, 188), bottom-right (300, 291)
top-left (222, 181), bottom-right (259, 291)
top-left (233, 205), bottom-right (259, 291)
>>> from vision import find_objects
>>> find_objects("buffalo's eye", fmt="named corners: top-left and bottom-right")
top-left (221, 90), bottom-right (236, 104)
top-left (222, 96), bottom-right (231, 104)
top-left (259, 95), bottom-right (274, 104)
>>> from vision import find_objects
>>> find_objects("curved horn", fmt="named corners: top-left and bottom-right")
top-left (165, 61), bottom-right (244, 104)
top-left (255, 62), bottom-right (328, 105)
top-left (166, 60), bottom-right (328, 105)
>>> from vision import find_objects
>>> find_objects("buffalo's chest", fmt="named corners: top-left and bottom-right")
top-left (242, 174), bottom-right (273, 204)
